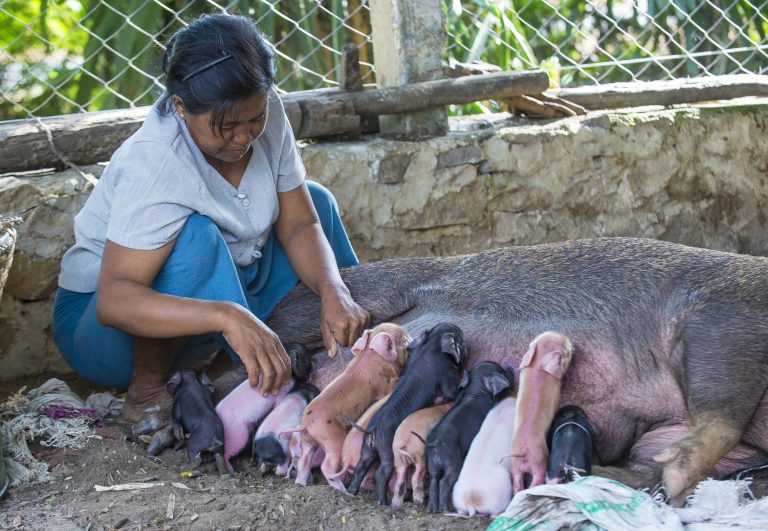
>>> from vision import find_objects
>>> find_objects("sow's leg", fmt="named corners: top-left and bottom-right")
top-left (654, 317), bottom-right (768, 505)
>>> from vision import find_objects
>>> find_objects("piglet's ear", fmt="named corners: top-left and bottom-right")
top-left (484, 371), bottom-right (511, 398)
top-left (368, 332), bottom-right (397, 363)
top-left (440, 333), bottom-right (463, 365)
top-left (166, 371), bottom-right (183, 395)
top-left (352, 330), bottom-right (371, 355)
top-left (198, 372), bottom-right (215, 395)
top-left (457, 370), bottom-right (470, 393)
top-left (286, 343), bottom-right (312, 382)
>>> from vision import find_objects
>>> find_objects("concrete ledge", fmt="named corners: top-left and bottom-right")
top-left (2, 100), bottom-right (767, 382)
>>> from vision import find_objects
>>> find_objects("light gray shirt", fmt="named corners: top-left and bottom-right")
top-left (58, 91), bottom-right (306, 293)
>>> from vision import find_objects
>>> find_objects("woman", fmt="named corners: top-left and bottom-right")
top-left (52, 13), bottom-right (370, 421)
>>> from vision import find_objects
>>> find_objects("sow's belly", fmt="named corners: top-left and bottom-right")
top-left (310, 313), bottom-right (689, 464)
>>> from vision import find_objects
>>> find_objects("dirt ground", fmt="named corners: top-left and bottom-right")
top-left (4, 376), bottom-right (768, 531)
top-left (0, 376), bottom-right (488, 531)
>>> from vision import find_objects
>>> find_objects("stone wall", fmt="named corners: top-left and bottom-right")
top-left (1, 100), bottom-right (767, 382)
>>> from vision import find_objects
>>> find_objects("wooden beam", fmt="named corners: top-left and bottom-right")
top-left (549, 74), bottom-right (768, 110)
top-left (349, 70), bottom-right (549, 116)
top-left (0, 108), bottom-right (148, 174)
top-left (0, 70), bottom-right (549, 173)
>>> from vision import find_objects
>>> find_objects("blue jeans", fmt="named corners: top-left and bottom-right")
top-left (52, 181), bottom-right (358, 388)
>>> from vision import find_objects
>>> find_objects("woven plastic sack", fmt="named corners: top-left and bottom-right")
top-left (487, 476), bottom-right (683, 531)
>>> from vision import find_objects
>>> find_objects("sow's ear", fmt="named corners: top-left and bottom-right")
top-left (198, 372), bottom-right (215, 395)
top-left (440, 332), bottom-right (463, 365)
top-left (484, 371), bottom-right (512, 398)
top-left (352, 330), bottom-right (372, 355)
top-left (166, 371), bottom-right (183, 396)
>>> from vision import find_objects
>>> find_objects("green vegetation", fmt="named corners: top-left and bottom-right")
top-left (0, 0), bottom-right (372, 119)
top-left (1, 0), bottom-right (766, 120)
top-left (444, 0), bottom-right (768, 114)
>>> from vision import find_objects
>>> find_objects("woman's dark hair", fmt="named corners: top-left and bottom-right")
top-left (159, 13), bottom-right (276, 130)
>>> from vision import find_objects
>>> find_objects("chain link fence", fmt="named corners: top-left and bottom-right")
top-left (2, 1), bottom-right (768, 121)
top-left (445, 0), bottom-right (768, 88)
top-left (0, 0), bottom-right (374, 121)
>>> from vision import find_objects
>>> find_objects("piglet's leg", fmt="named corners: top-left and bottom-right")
top-left (321, 451), bottom-right (346, 492)
top-left (360, 466), bottom-right (377, 491)
top-left (438, 468), bottom-right (459, 513)
top-left (390, 461), bottom-right (408, 507)
top-left (509, 332), bottom-right (573, 494)
top-left (427, 468), bottom-right (440, 513)
top-left (346, 444), bottom-right (378, 495)
top-left (411, 461), bottom-right (427, 505)
top-left (294, 436), bottom-right (318, 486)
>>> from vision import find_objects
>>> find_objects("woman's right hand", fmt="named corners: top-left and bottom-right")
top-left (218, 302), bottom-right (292, 395)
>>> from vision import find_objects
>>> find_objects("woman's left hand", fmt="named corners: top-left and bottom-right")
top-left (320, 286), bottom-right (371, 357)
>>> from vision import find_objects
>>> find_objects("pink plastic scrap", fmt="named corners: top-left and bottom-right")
top-left (40, 404), bottom-right (102, 423)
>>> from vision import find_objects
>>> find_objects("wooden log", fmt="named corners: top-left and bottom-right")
top-left (549, 74), bottom-right (768, 110)
top-left (0, 70), bottom-right (548, 173)
top-left (349, 70), bottom-right (549, 116)
top-left (295, 95), bottom-right (361, 139)
top-left (0, 107), bottom-right (148, 174)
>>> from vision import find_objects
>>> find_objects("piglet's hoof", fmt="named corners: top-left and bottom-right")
top-left (146, 425), bottom-right (176, 456)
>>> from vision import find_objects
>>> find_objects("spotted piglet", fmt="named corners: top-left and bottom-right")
top-left (252, 382), bottom-right (320, 474)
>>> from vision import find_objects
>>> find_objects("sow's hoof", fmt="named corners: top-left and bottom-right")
top-left (653, 419), bottom-right (741, 506)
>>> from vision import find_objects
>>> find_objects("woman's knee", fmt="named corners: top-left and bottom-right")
top-left (174, 213), bottom-right (226, 252)
top-left (306, 180), bottom-right (340, 220)
top-left (155, 214), bottom-right (239, 295)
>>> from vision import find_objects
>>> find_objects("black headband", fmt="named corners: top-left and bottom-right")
top-left (182, 52), bottom-right (233, 82)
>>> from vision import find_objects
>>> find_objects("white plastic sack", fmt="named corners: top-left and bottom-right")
top-left (488, 475), bottom-right (768, 531)
top-left (488, 476), bottom-right (683, 530)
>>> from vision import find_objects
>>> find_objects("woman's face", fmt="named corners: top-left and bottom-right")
top-left (173, 92), bottom-right (269, 164)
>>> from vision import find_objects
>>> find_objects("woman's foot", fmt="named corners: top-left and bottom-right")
top-left (120, 385), bottom-right (173, 424)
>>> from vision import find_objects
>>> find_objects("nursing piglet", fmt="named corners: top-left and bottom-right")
top-left (347, 323), bottom-right (468, 505)
top-left (508, 332), bottom-right (573, 493)
top-left (252, 382), bottom-right (320, 473)
top-left (452, 396), bottom-right (517, 517)
top-left (426, 361), bottom-right (512, 513)
top-left (294, 323), bottom-right (410, 490)
top-left (280, 431), bottom-right (326, 479)
top-left (391, 403), bottom-right (451, 506)
top-left (325, 394), bottom-right (391, 489)
top-left (214, 342), bottom-right (314, 468)
top-left (547, 405), bottom-right (599, 483)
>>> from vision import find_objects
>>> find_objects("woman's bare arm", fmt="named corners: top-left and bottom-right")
top-left (97, 239), bottom-right (290, 393)
top-left (275, 183), bottom-right (370, 354)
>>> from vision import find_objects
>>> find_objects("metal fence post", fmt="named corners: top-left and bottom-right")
top-left (369, 0), bottom-right (448, 137)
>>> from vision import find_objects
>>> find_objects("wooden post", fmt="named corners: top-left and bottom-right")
top-left (370, 0), bottom-right (448, 137)
top-left (339, 43), bottom-right (363, 92)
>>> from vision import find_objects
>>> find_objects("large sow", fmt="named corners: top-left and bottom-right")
top-left (266, 237), bottom-right (768, 505)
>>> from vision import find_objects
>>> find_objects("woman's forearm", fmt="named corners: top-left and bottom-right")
top-left (96, 278), bottom-right (232, 338)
